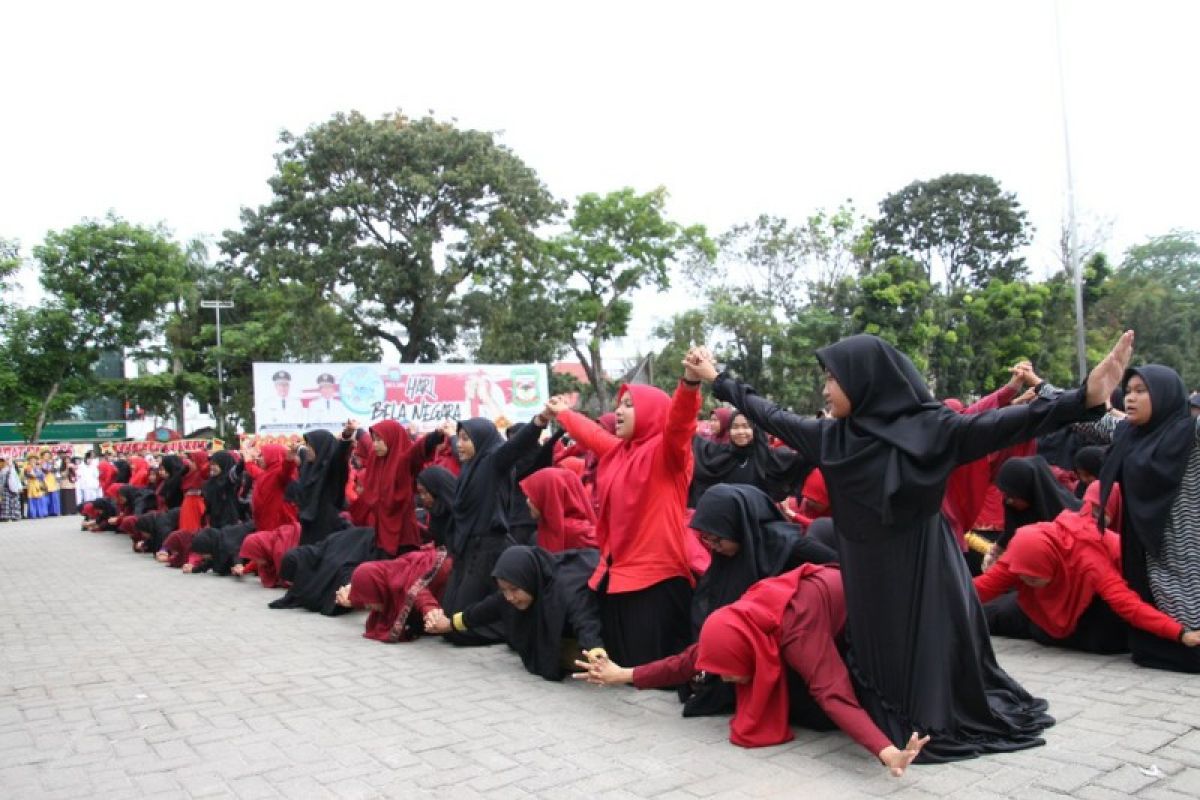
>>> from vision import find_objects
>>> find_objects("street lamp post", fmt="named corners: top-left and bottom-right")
top-left (200, 300), bottom-right (235, 438)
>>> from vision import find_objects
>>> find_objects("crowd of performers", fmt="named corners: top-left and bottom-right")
top-left (60, 329), bottom-right (1200, 777)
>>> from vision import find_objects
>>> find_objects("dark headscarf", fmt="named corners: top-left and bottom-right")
top-left (1073, 446), bottom-right (1105, 478)
top-left (688, 484), bottom-right (804, 635)
top-left (1098, 365), bottom-right (1195, 555)
top-left (691, 417), bottom-right (811, 504)
top-left (450, 418), bottom-right (508, 545)
top-left (269, 527), bottom-right (387, 615)
top-left (417, 466), bottom-right (458, 549)
top-left (202, 451), bottom-right (242, 528)
top-left (490, 546), bottom-right (603, 681)
top-left (298, 430), bottom-right (348, 524)
top-left (191, 521), bottom-right (256, 575)
top-left (815, 334), bottom-right (958, 526)
top-left (157, 455), bottom-right (185, 510)
top-left (118, 485), bottom-right (156, 516)
top-left (995, 455), bottom-right (1082, 550)
top-left (111, 459), bottom-right (132, 484)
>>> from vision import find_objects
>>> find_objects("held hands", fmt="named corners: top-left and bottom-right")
top-left (878, 732), bottom-right (931, 777)
top-left (1182, 630), bottom-right (1200, 647)
top-left (683, 346), bottom-right (720, 383)
top-left (424, 608), bottom-right (452, 635)
top-left (334, 584), bottom-right (352, 608)
top-left (570, 650), bottom-right (634, 686)
top-left (231, 564), bottom-right (245, 577)
top-left (543, 395), bottom-right (573, 420)
top-left (1086, 330), bottom-right (1135, 408)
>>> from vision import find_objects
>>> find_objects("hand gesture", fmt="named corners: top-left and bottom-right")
top-left (544, 395), bottom-right (572, 419)
top-left (334, 584), bottom-right (352, 608)
top-left (570, 650), bottom-right (633, 686)
top-left (439, 419), bottom-right (458, 439)
top-left (684, 346), bottom-right (720, 383)
top-left (1086, 330), bottom-right (1135, 408)
top-left (878, 732), bottom-right (931, 777)
top-left (424, 609), bottom-right (451, 634)
top-left (341, 419), bottom-right (359, 440)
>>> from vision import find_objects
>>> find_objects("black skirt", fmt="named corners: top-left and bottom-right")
top-left (1121, 532), bottom-right (1200, 673)
top-left (839, 513), bottom-right (1053, 763)
top-left (442, 533), bottom-right (509, 646)
top-left (600, 576), bottom-right (691, 668)
top-left (985, 592), bottom-right (1129, 654)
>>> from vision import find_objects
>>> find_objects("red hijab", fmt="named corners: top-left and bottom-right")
top-left (349, 545), bottom-right (452, 641)
top-left (519, 468), bottom-right (598, 552)
top-left (129, 456), bottom-right (150, 488)
top-left (238, 523), bottom-right (301, 588)
top-left (252, 445), bottom-right (298, 531)
top-left (558, 456), bottom-right (585, 477)
top-left (1001, 501), bottom-right (1123, 639)
top-left (358, 420), bottom-right (421, 555)
top-left (1085, 479), bottom-right (1123, 535)
top-left (104, 482), bottom-right (125, 501)
top-left (799, 469), bottom-right (830, 519)
top-left (594, 384), bottom-right (673, 558)
top-left (696, 564), bottom-right (827, 748)
top-left (181, 451), bottom-right (209, 492)
top-left (708, 407), bottom-right (734, 444)
top-left (98, 459), bottom-right (117, 491)
top-left (162, 529), bottom-right (196, 568)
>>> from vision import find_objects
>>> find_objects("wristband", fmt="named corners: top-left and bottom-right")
top-left (681, 378), bottom-right (702, 387)
top-left (452, 612), bottom-right (467, 633)
top-left (586, 647), bottom-right (608, 662)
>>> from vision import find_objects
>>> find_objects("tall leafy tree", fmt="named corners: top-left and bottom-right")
top-left (874, 173), bottom-right (1031, 292)
top-left (222, 111), bottom-right (561, 362)
top-left (547, 187), bottom-right (714, 409)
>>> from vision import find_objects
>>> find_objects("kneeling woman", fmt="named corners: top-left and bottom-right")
top-left (268, 526), bottom-right (387, 615)
top-left (976, 483), bottom-right (1200, 654)
top-left (429, 545), bottom-right (605, 682)
top-left (188, 522), bottom-right (256, 575)
top-left (339, 544), bottom-right (454, 642)
top-left (234, 523), bottom-right (302, 588)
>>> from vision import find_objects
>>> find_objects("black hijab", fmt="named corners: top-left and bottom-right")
top-left (1073, 446), bottom-right (1105, 478)
top-left (490, 546), bottom-right (603, 681)
top-left (994, 455), bottom-right (1082, 549)
top-left (451, 418), bottom-right (508, 543)
top-left (417, 466), bottom-right (458, 549)
top-left (118, 485), bottom-right (156, 516)
top-left (202, 451), bottom-right (242, 528)
top-left (157, 455), bottom-right (185, 510)
top-left (691, 418), bottom-right (811, 504)
top-left (191, 521), bottom-right (256, 575)
top-left (1098, 365), bottom-right (1195, 556)
top-left (688, 484), bottom-right (803, 635)
top-left (297, 430), bottom-right (348, 524)
top-left (815, 334), bottom-right (959, 527)
top-left (270, 526), bottom-right (386, 615)
top-left (111, 459), bottom-right (132, 484)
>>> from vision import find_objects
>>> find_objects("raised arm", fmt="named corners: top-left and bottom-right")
top-left (553, 406), bottom-right (621, 458)
top-left (710, 372), bottom-right (823, 463)
top-left (662, 381), bottom-right (702, 472)
top-left (492, 417), bottom-right (547, 475)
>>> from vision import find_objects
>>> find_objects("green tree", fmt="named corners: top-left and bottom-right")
top-left (547, 187), bottom-right (714, 409)
top-left (850, 255), bottom-right (937, 374)
top-left (223, 111), bottom-right (561, 362)
top-left (874, 173), bottom-right (1031, 292)
top-left (650, 309), bottom-right (712, 395)
top-left (0, 306), bottom-right (95, 439)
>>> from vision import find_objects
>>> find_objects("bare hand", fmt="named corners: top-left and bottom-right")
top-left (1086, 330), bottom-right (1135, 408)
top-left (1182, 630), bottom-right (1200, 647)
top-left (439, 419), bottom-right (457, 439)
top-left (981, 545), bottom-right (999, 573)
top-left (1011, 388), bottom-right (1038, 406)
top-left (334, 584), bottom-right (352, 608)
top-left (878, 732), bottom-right (930, 777)
top-left (570, 650), bottom-right (634, 686)
top-left (424, 609), bottom-right (452, 634)
top-left (544, 395), bottom-right (572, 419)
top-left (341, 420), bottom-right (358, 440)
top-left (181, 563), bottom-right (194, 574)
top-left (684, 346), bottom-right (720, 383)
top-left (155, 551), bottom-right (169, 563)
top-left (231, 564), bottom-right (245, 577)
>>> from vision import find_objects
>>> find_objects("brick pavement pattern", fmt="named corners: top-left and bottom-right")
top-left (2, 515), bottom-right (1199, 799)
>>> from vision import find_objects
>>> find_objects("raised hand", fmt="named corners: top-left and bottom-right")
top-left (684, 346), bottom-right (720, 383)
top-left (878, 732), bottom-right (931, 777)
top-left (1086, 330), bottom-right (1135, 408)
top-left (544, 395), bottom-right (572, 419)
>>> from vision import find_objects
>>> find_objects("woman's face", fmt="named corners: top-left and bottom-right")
top-left (823, 372), bottom-right (852, 418)
top-left (456, 430), bottom-right (475, 461)
top-left (728, 415), bottom-right (754, 448)
top-left (698, 531), bottom-right (741, 558)
top-left (371, 432), bottom-right (388, 457)
top-left (1123, 375), bottom-right (1152, 426)
top-left (209, 463), bottom-right (221, 477)
top-left (496, 577), bottom-right (534, 610)
top-left (615, 394), bottom-right (636, 440)
top-left (416, 484), bottom-right (435, 509)
top-left (526, 498), bottom-right (541, 521)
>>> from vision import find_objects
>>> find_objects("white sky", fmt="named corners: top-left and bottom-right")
top-left (4, 1), bottom-right (1198, 365)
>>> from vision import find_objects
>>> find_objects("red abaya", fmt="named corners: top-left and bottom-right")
top-left (519, 467), bottom-right (598, 552)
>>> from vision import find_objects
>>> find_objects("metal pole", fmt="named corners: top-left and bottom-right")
top-left (1055, 0), bottom-right (1088, 381)
top-left (201, 300), bottom-right (235, 439)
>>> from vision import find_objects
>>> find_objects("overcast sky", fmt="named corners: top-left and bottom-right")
top-left (4, 1), bottom-right (1197, 363)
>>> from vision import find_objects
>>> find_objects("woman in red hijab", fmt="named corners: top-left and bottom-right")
top-left (519, 467), bottom-right (598, 552)
top-left (545, 364), bottom-right (701, 667)
top-left (341, 544), bottom-right (453, 642)
top-left (350, 420), bottom-right (440, 556)
top-left (128, 456), bottom-right (151, 488)
top-left (245, 444), bottom-right (298, 532)
top-left (177, 451), bottom-right (209, 532)
top-left (235, 522), bottom-right (302, 588)
top-left (975, 482), bottom-right (1199, 653)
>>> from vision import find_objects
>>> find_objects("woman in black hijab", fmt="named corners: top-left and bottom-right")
top-left (118, 484), bottom-right (157, 517)
top-left (269, 526), bottom-right (387, 615)
top-left (689, 331), bottom-right (1132, 762)
top-left (433, 545), bottom-right (604, 681)
top-left (689, 412), bottom-right (812, 507)
top-left (111, 459), bottom-right (132, 485)
top-left (440, 417), bottom-right (546, 646)
top-left (1072, 446), bottom-right (1106, 499)
top-left (296, 428), bottom-right (353, 546)
top-left (416, 467), bottom-right (458, 549)
top-left (189, 521), bottom-right (256, 575)
top-left (993, 456), bottom-right (1082, 553)
top-left (1100, 365), bottom-right (1200, 673)
top-left (157, 455), bottom-right (185, 511)
top-left (202, 451), bottom-right (243, 529)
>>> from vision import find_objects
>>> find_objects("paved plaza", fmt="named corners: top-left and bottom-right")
top-left (2, 515), bottom-right (1200, 799)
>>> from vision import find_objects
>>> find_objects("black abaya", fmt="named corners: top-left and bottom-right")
top-left (297, 430), bottom-right (352, 546)
top-left (712, 335), bottom-right (1101, 763)
top-left (269, 527), bottom-right (387, 615)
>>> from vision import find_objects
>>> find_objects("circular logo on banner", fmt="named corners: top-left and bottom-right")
top-left (338, 367), bottom-right (386, 414)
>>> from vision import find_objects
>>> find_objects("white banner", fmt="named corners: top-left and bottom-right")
top-left (252, 362), bottom-right (549, 434)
